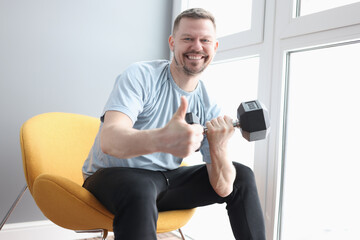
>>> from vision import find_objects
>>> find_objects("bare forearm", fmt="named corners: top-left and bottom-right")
top-left (100, 124), bottom-right (163, 159)
top-left (205, 115), bottom-right (236, 197)
top-left (207, 148), bottom-right (236, 198)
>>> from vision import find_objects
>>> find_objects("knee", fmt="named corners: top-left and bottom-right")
top-left (232, 162), bottom-right (257, 189)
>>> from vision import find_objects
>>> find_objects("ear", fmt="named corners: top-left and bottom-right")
top-left (214, 40), bottom-right (219, 53)
top-left (168, 35), bottom-right (175, 52)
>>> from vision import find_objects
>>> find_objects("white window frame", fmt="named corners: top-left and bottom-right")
top-left (172, 0), bottom-right (360, 239)
top-left (268, 2), bottom-right (360, 240)
top-left (277, 1), bottom-right (360, 39)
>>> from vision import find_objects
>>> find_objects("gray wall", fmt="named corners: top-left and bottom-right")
top-left (0, 0), bottom-right (172, 224)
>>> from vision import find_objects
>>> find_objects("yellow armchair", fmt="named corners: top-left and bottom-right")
top-left (19, 112), bottom-right (195, 239)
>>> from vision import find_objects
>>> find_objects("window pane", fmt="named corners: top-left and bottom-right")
top-left (187, 0), bottom-right (252, 38)
top-left (280, 42), bottom-right (360, 240)
top-left (184, 57), bottom-right (259, 170)
top-left (295, 0), bottom-right (360, 16)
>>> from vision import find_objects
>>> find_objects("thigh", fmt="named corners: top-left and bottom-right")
top-left (83, 167), bottom-right (168, 214)
top-left (157, 164), bottom-right (225, 211)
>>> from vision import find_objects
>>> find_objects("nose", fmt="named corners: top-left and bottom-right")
top-left (190, 38), bottom-right (203, 51)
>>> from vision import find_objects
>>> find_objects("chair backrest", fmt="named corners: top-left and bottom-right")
top-left (20, 112), bottom-right (100, 193)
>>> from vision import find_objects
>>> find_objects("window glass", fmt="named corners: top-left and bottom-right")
top-left (188, 0), bottom-right (252, 38)
top-left (280, 42), bottom-right (360, 240)
top-left (184, 57), bottom-right (259, 169)
top-left (295, 0), bottom-right (360, 16)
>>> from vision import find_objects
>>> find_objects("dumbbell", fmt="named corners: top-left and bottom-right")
top-left (185, 100), bottom-right (270, 142)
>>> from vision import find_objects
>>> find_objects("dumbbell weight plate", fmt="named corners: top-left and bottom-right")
top-left (237, 100), bottom-right (270, 141)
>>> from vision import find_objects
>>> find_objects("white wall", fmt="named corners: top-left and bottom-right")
top-left (0, 0), bottom-right (172, 224)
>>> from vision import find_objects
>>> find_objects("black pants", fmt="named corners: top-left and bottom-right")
top-left (83, 162), bottom-right (266, 240)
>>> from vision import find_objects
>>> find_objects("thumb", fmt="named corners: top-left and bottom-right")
top-left (174, 96), bottom-right (188, 120)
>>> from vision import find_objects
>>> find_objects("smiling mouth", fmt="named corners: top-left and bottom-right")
top-left (186, 55), bottom-right (204, 60)
top-left (184, 51), bottom-right (208, 60)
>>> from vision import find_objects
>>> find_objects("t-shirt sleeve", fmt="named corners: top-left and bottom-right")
top-left (101, 63), bottom-right (148, 124)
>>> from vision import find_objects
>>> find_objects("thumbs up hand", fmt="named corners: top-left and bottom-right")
top-left (173, 95), bottom-right (189, 123)
top-left (160, 96), bottom-right (204, 158)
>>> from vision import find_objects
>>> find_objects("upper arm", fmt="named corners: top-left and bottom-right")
top-left (102, 110), bottom-right (133, 130)
top-left (100, 111), bottom-right (133, 154)
top-left (100, 110), bottom-right (162, 159)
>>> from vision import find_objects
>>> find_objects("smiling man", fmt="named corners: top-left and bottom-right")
top-left (170, 14), bottom-right (218, 80)
top-left (82, 8), bottom-right (266, 240)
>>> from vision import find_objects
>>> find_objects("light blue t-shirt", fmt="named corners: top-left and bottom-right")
top-left (82, 60), bottom-right (221, 180)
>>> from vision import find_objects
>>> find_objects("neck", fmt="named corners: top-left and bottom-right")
top-left (170, 61), bottom-right (200, 92)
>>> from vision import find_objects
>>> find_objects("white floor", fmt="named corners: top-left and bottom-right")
top-left (0, 220), bottom-right (112, 240)
top-left (0, 221), bottom-right (194, 240)
top-left (0, 206), bottom-right (234, 240)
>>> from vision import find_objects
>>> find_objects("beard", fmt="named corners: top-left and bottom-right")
top-left (173, 48), bottom-right (209, 76)
top-left (184, 61), bottom-right (206, 76)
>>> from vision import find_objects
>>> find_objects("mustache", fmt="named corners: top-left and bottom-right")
top-left (184, 51), bottom-right (208, 57)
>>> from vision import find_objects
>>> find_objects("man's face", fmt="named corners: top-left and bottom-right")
top-left (169, 17), bottom-right (218, 76)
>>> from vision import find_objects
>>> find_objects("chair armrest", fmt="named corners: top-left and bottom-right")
top-left (32, 173), bottom-right (113, 231)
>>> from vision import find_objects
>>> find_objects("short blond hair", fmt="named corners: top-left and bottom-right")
top-left (172, 8), bottom-right (216, 35)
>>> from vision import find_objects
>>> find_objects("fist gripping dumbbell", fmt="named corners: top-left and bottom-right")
top-left (185, 100), bottom-right (270, 141)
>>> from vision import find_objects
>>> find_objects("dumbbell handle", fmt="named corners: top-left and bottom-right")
top-left (203, 119), bottom-right (240, 134)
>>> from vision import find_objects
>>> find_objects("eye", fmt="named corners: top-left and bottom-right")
top-left (201, 39), bottom-right (211, 43)
top-left (183, 38), bottom-right (192, 42)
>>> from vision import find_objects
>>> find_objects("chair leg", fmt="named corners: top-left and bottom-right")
top-left (178, 228), bottom-right (186, 240)
top-left (102, 229), bottom-right (108, 240)
top-left (75, 229), bottom-right (108, 239)
top-left (0, 185), bottom-right (28, 230)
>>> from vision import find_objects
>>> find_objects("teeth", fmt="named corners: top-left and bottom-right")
top-left (187, 55), bottom-right (202, 60)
